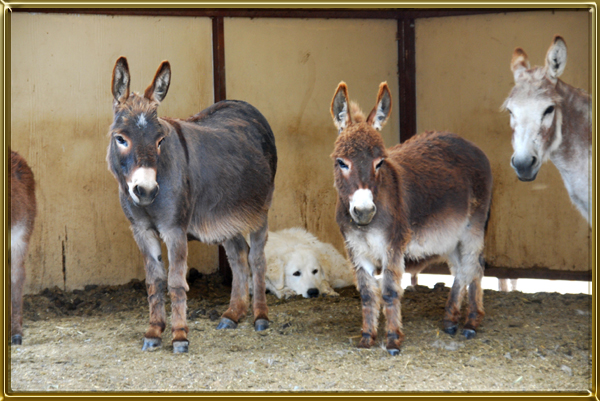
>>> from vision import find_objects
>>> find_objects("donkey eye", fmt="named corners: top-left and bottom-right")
top-left (507, 108), bottom-right (513, 116)
top-left (312, 269), bottom-right (318, 275)
top-left (337, 158), bottom-right (349, 170)
top-left (293, 271), bottom-right (301, 277)
top-left (375, 159), bottom-right (385, 170)
top-left (543, 106), bottom-right (555, 117)
top-left (115, 135), bottom-right (128, 147)
top-left (157, 138), bottom-right (165, 148)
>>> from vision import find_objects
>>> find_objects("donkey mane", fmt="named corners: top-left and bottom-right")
top-left (350, 101), bottom-right (365, 122)
top-left (112, 92), bottom-right (160, 122)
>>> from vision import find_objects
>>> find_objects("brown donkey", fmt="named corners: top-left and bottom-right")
top-left (107, 57), bottom-right (277, 353)
top-left (330, 82), bottom-right (492, 355)
top-left (503, 35), bottom-right (591, 224)
top-left (10, 150), bottom-right (37, 345)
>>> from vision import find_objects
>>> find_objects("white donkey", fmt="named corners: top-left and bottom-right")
top-left (503, 35), bottom-right (592, 224)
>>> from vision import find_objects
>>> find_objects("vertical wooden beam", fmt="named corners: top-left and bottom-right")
top-left (212, 16), bottom-right (226, 103)
top-left (397, 18), bottom-right (417, 143)
top-left (212, 16), bottom-right (232, 285)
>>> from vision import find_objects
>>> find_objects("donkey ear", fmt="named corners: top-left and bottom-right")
top-left (331, 82), bottom-right (351, 133)
top-left (510, 48), bottom-right (530, 82)
top-left (367, 82), bottom-right (392, 131)
top-left (545, 35), bottom-right (567, 81)
top-left (144, 61), bottom-right (171, 103)
top-left (112, 57), bottom-right (130, 103)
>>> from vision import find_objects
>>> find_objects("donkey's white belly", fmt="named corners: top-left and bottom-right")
top-left (405, 219), bottom-right (468, 260)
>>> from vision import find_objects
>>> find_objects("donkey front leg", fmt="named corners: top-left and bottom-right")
top-left (133, 226), bottom-right (167, 351)
top-left (381, 260), bottom-right (405, 356)
top-left (217, 235), bottom-right (251, 330)
top-left (249, 221), bottom-right (270, 331)
top-left (355, 264), bottom-right (381, 349)
top-left (162, 229), bottom-right (191, 353)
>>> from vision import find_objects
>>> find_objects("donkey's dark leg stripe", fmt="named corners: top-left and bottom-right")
top-left (382, 289), bottom-right (399, 305)
top-left (360, 289), bottom-right (372, 305)
top-left (387, 332), bottom-right (400, 340)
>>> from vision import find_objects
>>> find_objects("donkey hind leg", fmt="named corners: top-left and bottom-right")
top-left (217, 235), bottom-right (251, 330)
top-left (444, 240), bottom-right (485, 339)
top-left (442, 244), bottom-right (468, 337)
top-left (248, 220), bottom-right (270, 331)
top-left (463, 252), bottom-right (485, 338)
top-left (10, 229), bottom-right (29, 345)
top-left (163, 229), bottom-right (191, 353)
top-left (355, 265), bottom-right (381, 349)
top-left (381, 259), bottom-right (405, 356)
top-left (133, 227), bottom-right (167, 351)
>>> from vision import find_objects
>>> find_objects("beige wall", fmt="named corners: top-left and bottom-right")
top-left (10, 11), bottom-right (591, 296)
top-left (415, 10), bottom-right (591, 271)
top-left (11, 13), bottom-right (217, 294)
top-left (224, 18), bottom-right (400, 253)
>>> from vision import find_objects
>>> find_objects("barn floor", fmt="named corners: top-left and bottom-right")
top-left (9, 272), bottom-right (592, 394)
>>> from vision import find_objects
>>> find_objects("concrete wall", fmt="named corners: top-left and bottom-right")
top-left (415, 10), bottom-right (591, 272)
top-left (11, 13), bottom-right (217, 294)
top-left (9, 11), bottom-right (592, 294)
top-left (224, 17), bottom-right (400, 253)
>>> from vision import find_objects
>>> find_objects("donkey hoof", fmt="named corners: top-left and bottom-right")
top-left (216, 317), bottom-right (238, 330)
top-left (387, 348), bottom-right (400, 356)
top-left (172, 340), bottom-right (189, 353)
top-left (254, 319), bottom-right (269, 331)
top-left (11, 334), bottom-right (22, 346)
top-left (443, 325), bottom-right (458, 336)
top-left (463, 329), bottom-right (477, 339)
top-left (142, 337), bottom-right (162, 351)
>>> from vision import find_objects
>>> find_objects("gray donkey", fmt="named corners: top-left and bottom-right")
top-left (107, 57), bottom-right (277, 353)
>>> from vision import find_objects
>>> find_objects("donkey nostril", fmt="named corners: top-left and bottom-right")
top-left (133, 185), bottom-right (146, 198)
top-left (531, 156), bottom-right (537, 167)
top-left (149, 185), bottom-right (159, 200)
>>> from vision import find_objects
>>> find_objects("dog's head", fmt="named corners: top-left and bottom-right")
top-left (283, 245), bottom-right (328, 298)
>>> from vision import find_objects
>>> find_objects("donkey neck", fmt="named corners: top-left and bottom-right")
top-left (549, 79), bottom-right (591, 168)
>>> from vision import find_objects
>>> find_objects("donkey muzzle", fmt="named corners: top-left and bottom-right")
top-left (352, 205), bottom-right (377, 226)
top-left (511, 154), bottom-right (539, 182)
top-left (349, 188), bottom-right (377, 226)
top-left (133, 183), bottom-right (159, 205)
top-left (128, 167), bottom-right (159, 206)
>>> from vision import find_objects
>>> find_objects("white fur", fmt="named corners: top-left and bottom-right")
top-left (334, 101), bottom-right (348, 133)
top-left (11, 224), bottom-right (28, 259)
top-left (349, 188), bottom-right (375, 222)
top-left (250, 228), bottom-right (354, 299)
top-left (127, 167), bottom-right (157, 203)
top-left (345, 228), bottom-right (389, 277)
top-left (136, 114), bottom-right (148, 128)
top-left (350, 189), bottom-right (374, 211)
top-left (372, 103), bottom-right (387, 131)
top-left (505, 38), bottom-right (591, 224)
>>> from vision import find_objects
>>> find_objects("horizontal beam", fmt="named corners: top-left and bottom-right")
top-left (419, 263), bottom-right (591, 282)
top-left (11, 8), bottom-right (560, 20)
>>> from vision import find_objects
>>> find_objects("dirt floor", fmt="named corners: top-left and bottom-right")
top-left (9, 271), bottom-right (593, 394)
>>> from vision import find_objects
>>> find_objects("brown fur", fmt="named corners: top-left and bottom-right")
top-left (10, 150), bottom-right (37, 345)
top-left (330, 82), bottom-right (492, 354)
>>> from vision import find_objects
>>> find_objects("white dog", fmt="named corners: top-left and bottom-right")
top-left (249, 228), bottom-right (354, 299)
